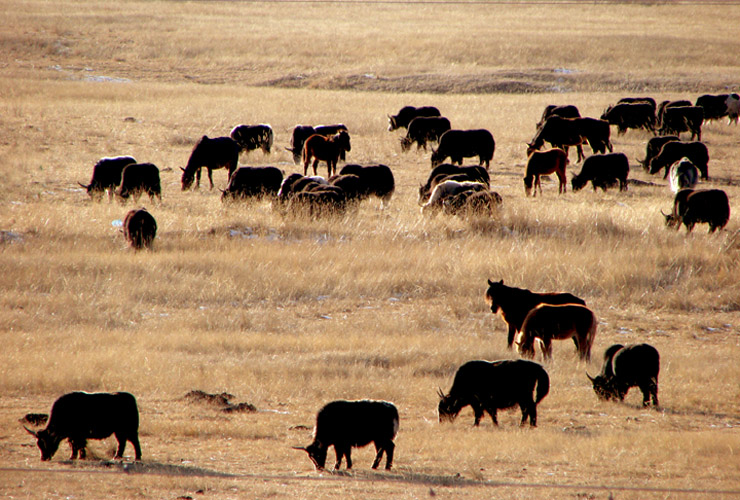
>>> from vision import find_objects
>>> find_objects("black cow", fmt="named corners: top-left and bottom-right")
top-left (123, 209), bottom-right (157, 250)
top-left (662, 188), bottom-right (730, 233)
top-left (338, 164), bottom-right (395, 208)
top-left (180, 136), bottom-right (241, 190)
top-left (659, 106), bottom-right (703, 141)
top-left (286, 187), bottom-right (347, 218)
top-left (118, 163), bottom-right (161, 203)
top-left (388, 105), bottom-right (441, 131)
top-left (695, 94), bottom-right (732, 122)
top-left (79, 156), bottom-right (136, 201)
top-left (618, 97), bottom-right (657, 114)
top-left (230, 124), bottom-right (274, 154)
top-left (648, 141), bottom-right (709, 180)
top-left (329, 174), bottom-right (364, 201)
top-left (588, 344), bottom-right (660, 407)
top-left (657, 100), bottom-right (692, 126)
top-left (571, 153), bottom-right (629, 192)
top-left (601, 102), bottom-right (656, 134)
top-left (400, 116), bottom-right (451, 152)
top-left (286, 124), bottom-right (349, 164)
top-left (418, 164), bottom-right (490, 204)
top-left (577, 117), bottom-right (614, 155)
top-left (431, 129), bottom-right (495, 169)
top-left (24, 391), bottom-right (142, 461)
top-left (294, 400), bottom-right (399, 471)
top-left (438, 359), bottom-right (550, 427)
top-left (527, 116), bottom-right (585, 162)
top-left (536, 104), bottom-right (581, 129)
top-left (638, 135), bottom-right (679, 170)
top-left (221, 166), bottom-right (284, 201)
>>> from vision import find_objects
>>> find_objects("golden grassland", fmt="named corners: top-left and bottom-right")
top-left (1, 1), bottom-right (740, 498)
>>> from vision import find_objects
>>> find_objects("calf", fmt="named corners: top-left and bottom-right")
top-left (438, 359), bottom-right (549, 427)
top-left (662, 188), bottom-right (730, 233)
top-left (523, 148), bottom-right (568, 197)
top-left (118, 163), bottom-right (161, 203)
top-left (123, 209), bottom-right (157, 250)
top-left (221, 166), bottom-right (284, 201)
top-left (24, 391), bottom-right (142, 461)
top-left (571, 153), bottom-right (629, 192)
top-left (668, 158), bottom-right (699, 193)
top-left (302, 131), bottom-right (351, 177)
top-left (649, 141), bottom-right (709, 180)
top-left (588, 344), bottom-right (660, 407)
top-left (79, 156), bottom-right (136, 201)
top-left (388, 105), bottom-right (441, 131)
top-left (294, 400), bottom-right (399, 471)
top-left (659, 106), bottom-right (703, 141)
top-left (400, 116), bottom-right (451, 151)
top-left (431, 129), bottom-right (495, 169)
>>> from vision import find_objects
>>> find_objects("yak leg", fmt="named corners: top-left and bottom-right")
top-left (472, 403), bottom-right (484, 426)
top-left (333, 446), bottom-right (344, 470)
top-left (130, 435), bottom-right (142, 460)
top-left (576, 144), bottom-right (584, 162)
top-left (541, 339), bottom-right (552, 360)
top-left (487, 407), bottom-right (499, 426)
top-left (114, 432), bottom-right (127, 459)
top-left (371, 441), bottom-right (395, 470)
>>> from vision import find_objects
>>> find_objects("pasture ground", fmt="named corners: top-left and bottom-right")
top-left (1, 1), bottom-right (740, 499)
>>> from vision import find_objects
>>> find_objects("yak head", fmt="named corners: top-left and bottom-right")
top-left (293, 441), bottom-right (327, 470)
top-left (571, 174), bottom-right (588, 192)
top-left (24, 427), bottom-right (61, 461)
top-left (661, 209), bottom-right (680, 229)
top-left (587, 372), bottom-right (618, 401)
top-left (430, 149), bottom-right (444, 167)
top-left (437, 389), bottom-right (460, 423)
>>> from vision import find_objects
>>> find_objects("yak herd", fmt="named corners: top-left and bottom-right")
top-left (48, 93), bottom-right (734, 469)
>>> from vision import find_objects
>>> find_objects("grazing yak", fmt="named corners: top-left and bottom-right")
top-left (286, 124), bottom-right (348, 164)
top-left (659, 106), bottom-right (704, 141)
top-left (695, 94), bottom-right (733, 122)
top-left (118, 163), bottom-right (161, 203)
top-left (588, 343), bottom-right (660, 407)
top-left (657, 99), bottom-right (692, 127)
top-left (571, 153), bottom-right (629, 192)
top-left (24, 392), bottom-right (142, 461)
top-left (577, 117), bottom-right (614, 155)
top-left (123, 208), bottom-right (157, 250)
top-left (421, 179), bottom-right (487, 215)
top-left (601, 102), bottom-right (656, 135)
top-left (442, 189), bottom-right (502, 218)
top-left (536, 104), bottom-right (581, 128)
top-left (294, 400), bottom-right (399, 471)
top-left (181, 136), bottom-right (241, 190)
top-left (523, 148), bottom-right (568, 197)
top-left (276, 173), bottom-right (329, 205)
top-left (388, 105), bottom-right (441, 131)
top-left (329, 173), bottom-right (364, 201)
top-left (662, 188), bottom-right (730, 233)
top-left (648, 141), bottom-right (709, 180)
top-left (438, 359), bottom-right (549, 427)
top-left (302, 131), bottom-right (351, 177)
top-left (638, 135), bottom-right (680, 170)
top-left (418, 164), bottom-right (489, 204)
top-left (229, 124), bottom-right (274, 154)
top-left (527, 115), bottom-right (585, 162)
top-left (339, 164), bottom-right (395, 208)
top-left (400, 116), bottom-right (451, 152)
top-left (668, 158), bottom-right (699, 193)
top-left (431, 129), bottom-right (495, 169)
top-left (485, 279), bottom-right (586, 349)
top-left (286, 186), bottom-right (347, 218)
top-left (79, 156), bottom-right (136, 201)
top-left (221, 166), bottom-right (284, 201)
top-left (618, 97), bottom-right (657, 114)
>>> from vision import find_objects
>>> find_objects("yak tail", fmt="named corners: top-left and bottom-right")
top-left (534, 366), bottom-right (550, 404)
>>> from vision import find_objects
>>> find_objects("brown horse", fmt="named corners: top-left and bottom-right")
top-left (516, 304), bottom-right (597, 361)
top-left (523, 148), bottom-right (568, 196)
top-left (302, 131), bottom-right (351, 177)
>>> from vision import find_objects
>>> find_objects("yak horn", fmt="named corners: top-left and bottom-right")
top-left (292, 446), bottom-right (307, 451)
top-left (437, 387), bottom-right (445, 399)
top-left (660, 209), bottom-right (668, 217)
top-left (180, 167), bottom-right (186, 172)
top-left (585, 371), bottom-right (596, 382)
top-left (23, 426), bottom-right (38, 437)
top-left (77, 182), bottom-right (89, 189)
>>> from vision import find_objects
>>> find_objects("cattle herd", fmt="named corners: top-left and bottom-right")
top-left (38, 92), bottom-right (734, 469)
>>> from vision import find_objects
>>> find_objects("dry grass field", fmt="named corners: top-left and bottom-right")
top-left (1, 1), bottom-right (740, 498)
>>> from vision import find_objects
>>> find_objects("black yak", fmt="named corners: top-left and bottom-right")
top-left (117, 163), bottom-right (161, 203)
top-left (571, 153), bottom-right (629, 192)
top-left (431, 129), bottom-right (495, 169)
top-left (588, 343), bottom-right (660, 407)
top-left (78, 156), bottom-right (136, 201)
top-left (662, 188), bottom-right (730, 233)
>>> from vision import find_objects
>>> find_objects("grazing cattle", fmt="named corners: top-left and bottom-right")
top-left (695, 94), bottom-right (732, 122)
top-left (180, 136), bottom-right (241, 190)
top-left (600, 102), bottom-right (656, 135)
top-left (659, 106), bottom-right (703, 141)
top-left (329, 174), bottom-right (364, 201)
top-left (577, 117), bottom-right (613, 155)
top-left (418, 164), bottom-right (489, 204)
top-left (286, 124), bottom-right (349, 164)
top-left (588, 343), bottom-right (660, 407)
top-left (536, 104), bottom-right (581, 129)
top-left (527, 116), bottom-right (585, 162)
top-left (421, 180), bottom-right (487, 215)
top-left (286, 186), bottom-right (347, 218)
top-left (484, 279), bottom-right (586, 349)
top-left (221, 166), bottom-right (284, 201)
top-left (648, 141), bottom-right (709, 180)
top-left (438, 359), bottom-right (549, 427)
top-left (276, 173), bottom-right (328, 204)
top-left (294, 400), bottom-right (399, 471)
top-left (662, 188), bottom-right (730, 233)
top-left (229, 124), bottom-right (274, 154)
top-left (431, 129), bottom-right (495, 169)
top-left (339, 164), bottom-right (395, 208)
top-left (523, 148), bottom-right (568, 197)
top-left (657, 100), bottom-right (692, 127)
top-left (668, 158), bottom-right (699, 193)
top-left (302, 131), bottom-right (351, 177)
top-left (618, 97), bottom-right (657, 114)
top-left (388, 105), bottom-right (441, 131)
top-left (24, 392), bottom-right (142, 461)
top-left (123, 209), bottom-right (157, 250)
top-left (400, 116), bottom-right (451, 151)
top-left (726, 94), bottom-right (740, 124)
top-left (442, 189), bottom-right (502, 218)
top-left (571, 153), bottom-right (629, 192)
top-left (638, 135), bottom-right (680, 170)
top-left (78, 156), bottom-right (136, 201)
top-left (118, 163), bottom-right (161, 203)
top-left (516, 304), bottom-right (597, 361)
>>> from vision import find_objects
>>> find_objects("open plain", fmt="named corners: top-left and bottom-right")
top-left (1, 1), bottom-right (740, 498)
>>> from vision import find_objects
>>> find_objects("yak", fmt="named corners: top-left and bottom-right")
top-left (221, 166), bottom-right (284, 201)
top-left (180, 136), bottom-right (241, 190)
top-left (388, 105), bottom-right (441, 131)
top-left (588, 343), bottom-right (660, 407)
top-left (571, 153), bottom-right (629, 192)
top-left (118, 163), bottom-right (161, 203)
top-left (123, 208), bottom-right (157, 250)
top-left (400, 116), bottom-right (451, 152)
top-left (431, 129), bottom-right (495, 169)
top-left (662, 188), bottom-right (730, 233)
top-left (78, 156), bottom-right (136, 201)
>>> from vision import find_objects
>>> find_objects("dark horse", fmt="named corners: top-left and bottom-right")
top-left (484, 279), bottom-right (586, 349)
top-left (180, 136), bottom-right (241, 190)
top-left (302, 131), bottom-right (351, 177)
top-left (516, 304), bottom-right (597, 361)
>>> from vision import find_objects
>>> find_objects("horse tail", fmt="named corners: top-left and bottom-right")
top-left (534, 365), bottom-right (550, 404)
top-left (583, 309), bottom-right (598, 362)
